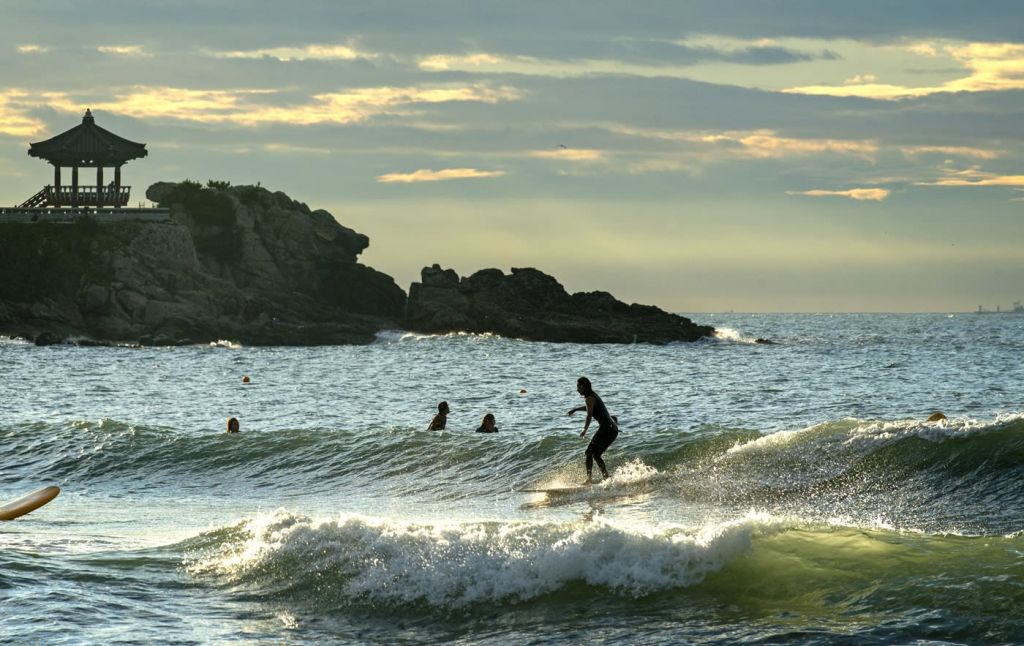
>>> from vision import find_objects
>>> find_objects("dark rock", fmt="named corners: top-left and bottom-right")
top-left (406, 265), bottom-right (714, 344)
top-left (1, 181), bottom-right (406, 345)
top-left (33, 331), bottom-right (65, 346)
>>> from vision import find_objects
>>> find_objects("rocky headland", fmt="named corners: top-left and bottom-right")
top-left (0, 181), bottom-right (714, 345)
top-left (407, 264), bottom-right (712, 343)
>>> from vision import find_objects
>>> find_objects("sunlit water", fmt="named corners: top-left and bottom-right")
top-left (2, 313), bottom-right (1023, 644)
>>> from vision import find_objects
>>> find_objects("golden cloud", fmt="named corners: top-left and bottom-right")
top-left (900, 145), bottom-right (1001, 160)
top-left (528, 148), bottom-right (606, 162)
top-left (786, 40), bottom-right (1024, 100)
top-left (788, 188), bottom-right (891, 201)
top-left (97, 45), bottom-right (151, 57)
top-left (917, 167), bottom-right (1024, 187)
top-left (0, 90), bottom-right (46, 137)
top-left (37, 83), bottom-right (520, 127)
top-left (376, 168), bottom-right (506, 183)
top-left (208, 43), bottom-right (372, 62)
top-left (418, 53), bottom-right (505, 71)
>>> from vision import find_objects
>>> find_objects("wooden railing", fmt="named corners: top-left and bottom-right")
top-left (24, 185), bottom-right (133, 208)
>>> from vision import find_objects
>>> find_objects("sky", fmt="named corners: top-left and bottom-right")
top-left (1, 0), bottom-right (1022, 313)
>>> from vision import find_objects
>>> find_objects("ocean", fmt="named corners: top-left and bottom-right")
top-left (2, 313), bottom-right (1023, 644)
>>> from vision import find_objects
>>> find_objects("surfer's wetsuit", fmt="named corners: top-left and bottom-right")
top-left (585, 393), bottom-right (618, 478)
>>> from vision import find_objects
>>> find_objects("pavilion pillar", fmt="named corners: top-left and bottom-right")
top-left (114, 166), bottom-right (122, 207)
top-left (71, 165), bottom-right (79, 207)
top-left (53, 164), bottom-right (62, 207)
top-left (97, 166), bottom-right (104, 208)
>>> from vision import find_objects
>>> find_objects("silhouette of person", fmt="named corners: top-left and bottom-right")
top-left (567, 377), bottom-right (619, 484)
top-left (226, 417), bottom-right (240, 433)
top-left (476, 413), bottom-right (498, 433)
top-left (427, 401), bottom-right (449, 430)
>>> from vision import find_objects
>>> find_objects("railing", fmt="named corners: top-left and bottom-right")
top-left (0, 206), bottom-right (170, 224)
top-left (24, 185), bottom-right (133, 208)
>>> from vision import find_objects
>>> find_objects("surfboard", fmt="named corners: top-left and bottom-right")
top-left (517, 486), bottom-right (591, 495)
top-left (0, 485), bottom-right (61, 521)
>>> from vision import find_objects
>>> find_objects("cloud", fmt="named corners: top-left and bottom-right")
top-left (607, 124), bottom-right (878, 160)
top-left (207, 43), bottom-right (374, 62)
top-left (17, 44), bottom-right (47, 54)
top-left (785, 40), bottom-right (1024, 100)
top-left (844, 73), bottom-right (876, 84)
top-left (900, 145), bottom-right (1001, 160)
top-left (97, 45), bottom-right (151, 57)
top-left (0, 90), bottom-right (46, 137)
top-left (38, 83), bottom-right (521, 127)
top-left (418, 53), bottom-right (505, 70)
top-left (917, 167), bottom-right (1024, 187)
top-left (528, 148), bottom-right (606, 162)
top-left (788, 188), bottom-right (891, 201)
top-left (413, 36), bottom-right (838, 80)
top-left (263, 143), bottom-right (331, 155)
top-left (376, 168), bottom-right (505, 183)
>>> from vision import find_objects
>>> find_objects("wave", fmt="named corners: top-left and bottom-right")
top-left (372, 330), bottom-right (504, 344)
top-left (184, 509), bottom-right (787, 609)
top-left (181, 509), bottom-right (1024, 623)
top-left (710, 327), bottom-right (763, 345)
top-left (6, 414), bottom-right (1024, 532)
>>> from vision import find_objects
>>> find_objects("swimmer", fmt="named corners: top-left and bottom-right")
top-left (427, 401), bottom-right (449, 430)
top-left (226, 417), bottom-right (240, 433)
top-left (476, 413), bottom-right (498, 433)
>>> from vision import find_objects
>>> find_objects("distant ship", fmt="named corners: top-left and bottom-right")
top-left (975, 301), bottom-right (1024, 314)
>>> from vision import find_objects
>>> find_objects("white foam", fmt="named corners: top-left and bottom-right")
top-left (373, 329), bottom-right (505, 344)
top-left (208, 339), bottom-right (243, 349)
top-left (186, 509), bottom-right (790, 607)
top-left (711, 327), bottom-right (760, 345)
top-left (0, 336), bottom-right (32, 346)
top-left (724, 413), bottom-right (1024, 461)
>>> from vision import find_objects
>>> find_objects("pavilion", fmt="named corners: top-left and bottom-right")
top-left (20, 109), bottom-right (148, 209)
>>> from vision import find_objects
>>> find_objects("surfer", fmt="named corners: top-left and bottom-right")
top-left (427, 401), bottom-right (449, 430)
top-left (476, 413), bottom-right (498, 433)
top-left (226, 417), bottom-right (240, 433)
top-left (567, 377), bottom-right (619, 485)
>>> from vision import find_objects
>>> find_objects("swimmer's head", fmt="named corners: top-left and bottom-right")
top-left (438, 401), bottom-right (449, 414)
top-left (576, 377), bottom-right (593, 396)
top-left (226, 417), bottom-right (240, 433)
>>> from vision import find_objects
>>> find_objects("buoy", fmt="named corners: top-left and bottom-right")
top-left (242, 376), bottom-right (251, 384)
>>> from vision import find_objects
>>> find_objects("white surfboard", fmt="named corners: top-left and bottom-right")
top-left (0, 485), bottom-right (61, 521)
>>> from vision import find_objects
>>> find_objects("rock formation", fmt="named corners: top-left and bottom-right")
top-left (0, 181), bottom-right (405, 345)
top-left (406, 264), bottom-right (714, 343)
top-left (0, 181), bottom-right (716, 346)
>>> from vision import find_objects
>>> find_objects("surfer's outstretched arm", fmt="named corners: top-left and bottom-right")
top-left (567, 405), bottom-right (586, 416)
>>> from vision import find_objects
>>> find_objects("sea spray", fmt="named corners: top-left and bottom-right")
top-left (186, 510), bottom-right (789, 608)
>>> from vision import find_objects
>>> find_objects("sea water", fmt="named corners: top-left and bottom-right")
top-left (2, 313), bottom-right (1023, 644)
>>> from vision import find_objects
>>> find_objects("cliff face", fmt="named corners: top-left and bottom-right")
top-left (0, 181), bottom-right (405, 345)
top-left (407, 264), bottom-right (714, 343)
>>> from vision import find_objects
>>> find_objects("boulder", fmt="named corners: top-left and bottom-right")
top-left (406, 265), bottom-right (714, 344)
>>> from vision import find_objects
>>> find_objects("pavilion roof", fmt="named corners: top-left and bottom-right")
top-left (28, 109), bottom-right (148, 166)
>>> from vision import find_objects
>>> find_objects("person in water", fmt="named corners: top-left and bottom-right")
top-left (476, 413), bottom-right (498, 433)
top-left (567, 377), bottom-right (619, 484)
top-left (428, 401), bottom-right (449, 430)
top-left (226, 417), bottom-right (240, 433)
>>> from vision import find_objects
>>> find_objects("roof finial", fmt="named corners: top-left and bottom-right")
top-left (83, 109), bottom-right (94, 123)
